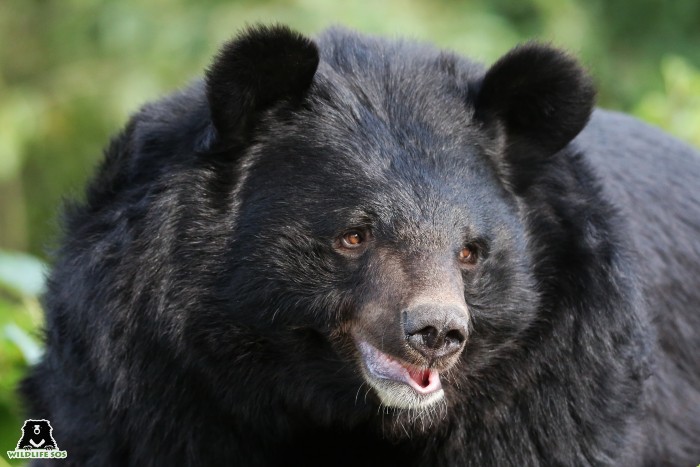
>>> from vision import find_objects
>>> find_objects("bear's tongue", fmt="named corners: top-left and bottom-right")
top-left (407, 367), bottom-right (432, 388)
top-left (358, 341), bottom-right (442, 394)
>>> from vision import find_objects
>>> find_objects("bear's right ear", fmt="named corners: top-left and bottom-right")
top-left (205, 25), bottom-right (319, 147)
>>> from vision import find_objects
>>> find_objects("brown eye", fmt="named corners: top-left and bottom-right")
top-left (341, 231), bottom-right (364, 248)
top-left (458, 245), bottom-right (478, 265)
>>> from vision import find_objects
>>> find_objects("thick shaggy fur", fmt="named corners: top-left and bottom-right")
top-left (22, 26), bottom-right (700, 466)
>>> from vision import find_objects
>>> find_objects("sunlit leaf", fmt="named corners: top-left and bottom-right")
top-left (3, 324), bottom-right (42, 366)
top-left (0, 251), bottom-right (46, 298)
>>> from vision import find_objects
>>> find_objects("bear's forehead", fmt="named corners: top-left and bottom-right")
top-left (255, 106), bottom-right (504, 213)
top-left (308, 64), bottom-right (480, 155)
top-left (314, 29), bottom-right (482, 128)
top-left (270, 67), bottom-right (491, 187)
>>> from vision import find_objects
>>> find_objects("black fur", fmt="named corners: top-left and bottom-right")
top-left (22, 26), bottom-right (700, 466)
top-left (474, 43), bottom-right (596, 192)
top-left (206, 24), bottom-right (319, 145)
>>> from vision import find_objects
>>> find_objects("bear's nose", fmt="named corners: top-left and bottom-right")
top-left (402, 305), bottom-right (469, 361)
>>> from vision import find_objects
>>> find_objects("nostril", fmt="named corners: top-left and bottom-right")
top-left (445, 329), bottom-right (465, 346)
top-left (415, 326), bottom-right (438, 339)
top-left (411, 326), bottom-right (439, 349)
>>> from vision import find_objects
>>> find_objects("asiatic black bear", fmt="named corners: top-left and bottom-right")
top-left (22, 25), bottom-right (700, 466)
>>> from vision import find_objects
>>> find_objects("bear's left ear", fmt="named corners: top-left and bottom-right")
top-left (474, 44), bottom-right (595, 190)
top-left (205, 25), bottom-right (319, 148)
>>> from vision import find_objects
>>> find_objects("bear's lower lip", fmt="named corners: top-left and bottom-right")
top-left (357, 340), bottom-right (442, 395)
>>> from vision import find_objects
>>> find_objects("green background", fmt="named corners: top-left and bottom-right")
top-left (1, 0), bottom-right (699, 461)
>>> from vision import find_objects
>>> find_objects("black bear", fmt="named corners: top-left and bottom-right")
top-left (16, 419), bottom-right (57, 451)
top-left (21, 25), bottom-right (700, 466)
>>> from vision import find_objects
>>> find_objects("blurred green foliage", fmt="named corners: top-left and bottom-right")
top-left (0, 0), bottom-right (699, 458)
top-left (0, 252), bottom-right (43, 460)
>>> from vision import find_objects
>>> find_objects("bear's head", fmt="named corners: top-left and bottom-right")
top-left (113, 26), bottom-right (596, 438)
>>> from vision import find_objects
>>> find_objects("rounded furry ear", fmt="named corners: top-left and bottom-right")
top-left (205, 25), bottom-right (319, 145)
top-left (475, 43), bottom-right (595, 161)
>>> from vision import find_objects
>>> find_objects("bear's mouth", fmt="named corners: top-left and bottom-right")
top-left (356, 340), bottom-right (444, 409)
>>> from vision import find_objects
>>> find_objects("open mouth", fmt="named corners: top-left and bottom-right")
top-left (356, 340), bottom-right (444, 409)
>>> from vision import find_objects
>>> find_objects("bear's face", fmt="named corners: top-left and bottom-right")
top-left (190, 26), bottom-right (593, 433)
top-left (228, 77), bottom-right (539, 411)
